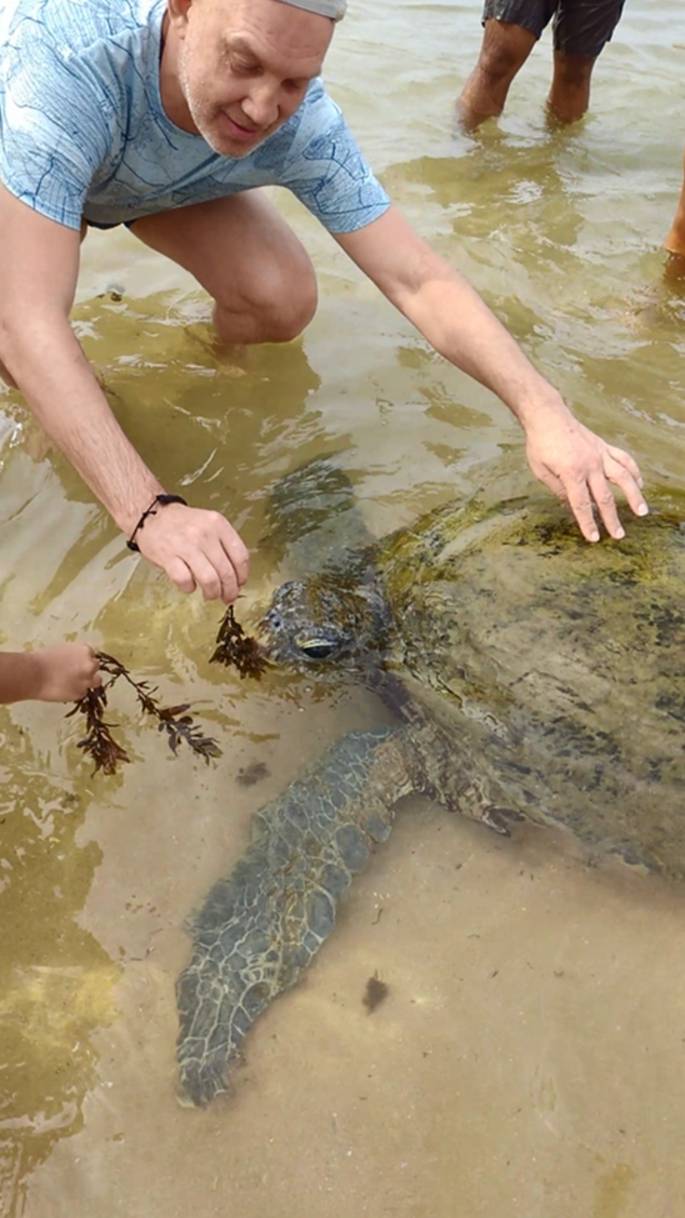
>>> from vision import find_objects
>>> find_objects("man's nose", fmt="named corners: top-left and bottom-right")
top-left (242, 83), bottom-right (280, 129)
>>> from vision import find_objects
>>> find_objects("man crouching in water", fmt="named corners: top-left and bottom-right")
top-left (0, 0), bottom-right (648, 611)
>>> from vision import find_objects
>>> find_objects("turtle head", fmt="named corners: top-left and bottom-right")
top-left (260, 571), bottom-right (388, 674)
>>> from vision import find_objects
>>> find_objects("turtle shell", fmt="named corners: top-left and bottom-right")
top-left (378, 494), bottom-right (684, 874)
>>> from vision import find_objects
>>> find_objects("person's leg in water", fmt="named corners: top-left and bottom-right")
top-left (547, 0), bottom-right (625, 124)
top-left (129, 191), bottom-right (318, 348)
top-left (0, 195), bottom-right (317, 389)
top-left (456, 1), bottom-right (553, 131)
top-left (664, 146), bottom-right (685, 267)
top-left (547, 49), bottom-right (595, 122)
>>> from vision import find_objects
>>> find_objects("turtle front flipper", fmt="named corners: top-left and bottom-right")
top-left (176, 725), bottom-right (414, 1106)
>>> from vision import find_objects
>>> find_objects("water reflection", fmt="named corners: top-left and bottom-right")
top-left (68, 295), bottom-right (324, 522)
top-left (0, 725), bottom-right (118, 1216)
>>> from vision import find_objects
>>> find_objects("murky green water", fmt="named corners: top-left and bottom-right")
top-left (1, 1), bottom-right (684, 1214)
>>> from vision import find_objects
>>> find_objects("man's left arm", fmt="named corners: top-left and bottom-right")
top-left (336, 205), bottom-right (648, 542)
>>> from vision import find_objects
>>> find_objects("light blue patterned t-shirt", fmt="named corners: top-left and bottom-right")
top-left (0, 0), bottom-right (390, 232)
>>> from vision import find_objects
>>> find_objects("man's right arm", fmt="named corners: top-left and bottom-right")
top-left (0, 187), bottom-right (248, 602)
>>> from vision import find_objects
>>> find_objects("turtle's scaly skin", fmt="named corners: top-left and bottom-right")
top-left (177, 727), bottom-right (411, 1106)
top-left (178, 492), bottom-right (683, 1104)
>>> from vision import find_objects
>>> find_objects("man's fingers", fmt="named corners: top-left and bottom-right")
top-left (552, 458), bottom-right (647, 543)
top-left (136, 506), bottom-right (250, 600)
top-left (536, 466), bottom-right (566, 500)
top-left (536, 463), bottom-right (599, 538)
top-left (184, 551), bottom-right (239, 603)
top-left (167, 557), bottom-right (197, 594)
top-left (587, 469), bottom-right (624, 540)
top-left (203, 540), bottom-right (241, 603)
top-left (562, 474), bottom-right (600, 542)
top-left (167, 547), bottom-right (240, 603)
top-left (604, 452), bottom-right (649, 518)
top-left (528, 419), bottom-right (647, 543)
top-left (606, 444), bottom-right (643, 488)
top-left (85, 645), bottom-right (103, 688)
top-left (186, 553), bottom-right (222, 602)
top-left (216, 518), bottom-right (250, 587)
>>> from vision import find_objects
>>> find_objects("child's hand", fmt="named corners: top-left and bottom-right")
top-left (34, 644), bottom-right (102, 702)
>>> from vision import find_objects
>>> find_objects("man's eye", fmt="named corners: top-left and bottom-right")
top-left (232, 59), bottom-right (259, 76)
top-left (284, 78), bottom-right (307, 92)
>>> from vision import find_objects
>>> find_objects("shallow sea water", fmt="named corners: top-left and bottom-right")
top-left (1, 1), bottom-right (684, 1215)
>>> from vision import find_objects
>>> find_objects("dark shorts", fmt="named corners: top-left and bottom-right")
top-left (482, 0), bottom-right (626, 58)
top-left (86, 218), bottom-right (135, 230)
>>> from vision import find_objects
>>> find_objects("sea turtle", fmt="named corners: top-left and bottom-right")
top-left (176, 482), bottom-right (684, 1106)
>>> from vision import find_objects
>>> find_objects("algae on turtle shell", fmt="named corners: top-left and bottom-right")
top-left (176, 491), bottom-right (684, 1106)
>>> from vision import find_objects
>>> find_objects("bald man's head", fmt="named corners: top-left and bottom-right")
top-left (167, 0), bottom-right (335, 156)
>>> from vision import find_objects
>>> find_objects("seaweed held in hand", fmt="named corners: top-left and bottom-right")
top-left (210, 605), bottom-right (267, 679)
top-left (65, 683), bottom-right (130, 776)
top-left (66, 651), bottom-right (222, 776)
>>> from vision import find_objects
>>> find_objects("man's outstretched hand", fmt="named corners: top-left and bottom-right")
top-left (524, 410), bottom-right (648, 542)
top-left (135, 504), bottom-right (250, 602)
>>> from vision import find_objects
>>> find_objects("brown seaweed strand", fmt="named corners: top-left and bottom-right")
top-left (155, 705), bottom-right (223, 761)
top-left (210, 606), bottom-right (268, 679)
top-left (65, 683), bottom-right (130, 776)
top-left (95, 652), bottom-right (222, 764)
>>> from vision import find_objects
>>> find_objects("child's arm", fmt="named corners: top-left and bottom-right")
top-left (0, 644), bottom-right (101, 704)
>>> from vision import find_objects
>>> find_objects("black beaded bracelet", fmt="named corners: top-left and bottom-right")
top-left (126, 493), bottom-right (188, 552)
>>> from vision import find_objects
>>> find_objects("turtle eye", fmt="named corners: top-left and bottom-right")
top-left (300, 643), bottom-right (335, 660)
top-left (295, 634), bottom-right (341, 661)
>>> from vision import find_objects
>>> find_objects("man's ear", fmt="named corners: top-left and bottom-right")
top-left (167, 0), bottom-right (194, 36)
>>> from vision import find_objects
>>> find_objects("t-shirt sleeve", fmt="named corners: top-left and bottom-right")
top-left (280, 82), bottom-right (390, 234)
top-left (0, 39), bottom-right (109, 230)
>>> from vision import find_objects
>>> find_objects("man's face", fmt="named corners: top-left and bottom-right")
top-left (176, 0), bottom-right (333, 157)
